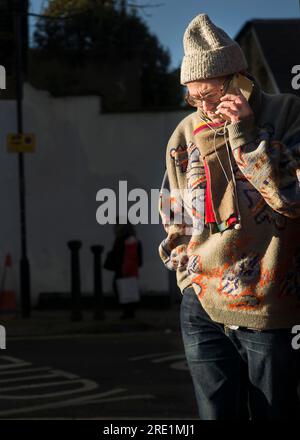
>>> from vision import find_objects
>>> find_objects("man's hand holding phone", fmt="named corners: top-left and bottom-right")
top-left (215, 87), bottom-right (254, 123)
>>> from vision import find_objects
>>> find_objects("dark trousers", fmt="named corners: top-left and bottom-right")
top-left (180, 286), bottom-right (300, 420)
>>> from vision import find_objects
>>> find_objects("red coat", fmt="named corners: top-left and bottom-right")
top-left (121, 236), bottom-right (140, 277)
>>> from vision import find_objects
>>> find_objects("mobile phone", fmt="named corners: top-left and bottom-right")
top-left (214, 73), bottom-right (254, 122)
top-left (227, 73), bottom-right (254, 101)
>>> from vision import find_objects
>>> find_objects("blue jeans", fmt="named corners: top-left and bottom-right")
top-left (180, 286), bottom-right (300, 420)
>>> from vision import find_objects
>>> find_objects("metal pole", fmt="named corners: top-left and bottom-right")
top-left (14, 0), bottom-right (31, 318)
top-left (68, 240), bottom-right (83, 322)
top-left (90, 245), bottom-right (105, 320)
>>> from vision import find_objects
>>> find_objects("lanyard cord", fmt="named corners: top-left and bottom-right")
top-left (202, 117), bottom-right (242, 228)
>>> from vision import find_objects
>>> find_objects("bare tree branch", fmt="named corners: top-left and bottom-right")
top-left (26, 1), bottom-right (165, 21)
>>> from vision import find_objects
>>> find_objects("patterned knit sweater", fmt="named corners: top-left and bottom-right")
top-left (158, 84), bottom-right (300, 330)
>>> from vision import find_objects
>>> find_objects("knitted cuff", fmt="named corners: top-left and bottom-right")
top-left (227, 115), bottom-right (260, 151)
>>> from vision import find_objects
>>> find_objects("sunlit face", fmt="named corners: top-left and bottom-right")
top-left (186, 76), bottom-right (228, 123)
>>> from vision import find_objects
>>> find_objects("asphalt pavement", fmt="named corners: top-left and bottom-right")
top-left (0, 312), bottom-right (199, 420)
top-left (0, 303), bottom-right (182, 339)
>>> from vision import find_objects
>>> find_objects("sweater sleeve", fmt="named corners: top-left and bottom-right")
top-left (227, 100), bottom-right (300, 219)
top-left (158, 149), bottom-right (192, 273)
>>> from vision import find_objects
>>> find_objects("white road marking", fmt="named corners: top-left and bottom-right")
top-left (48, 369), bottom-right (79, 380)
top-left (0, 354), bottom-right (156, 416)
top-left (0, 379), bottom-right (95, 392)
top-left (78, 394), bottom-right (155, 405)
top-left (0, 388), bottom-right (127, 416)
top-left (0, 370), bottom-right (74, 384)
top-left (151, 354), bottom-right (185, 363)
top-left (129, 351), bottom-right (179, 361)
top-left (129, 351), bottom-right (188, 371)
top-left (0, 367), bottom-right (51, 376)
top-left (7, 330), bottom-right (164, 342)
top-left (0, 379), bottom-right (98, 399)
top-left (170, 360), bottom-right (188, 371)
top-left (0, 356), bottom-right (31, 370)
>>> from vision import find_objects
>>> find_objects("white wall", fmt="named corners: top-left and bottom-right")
top-left (0, 84), bottom-right (190, 305)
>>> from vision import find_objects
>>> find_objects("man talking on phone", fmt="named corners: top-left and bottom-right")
top-left (158, 13), bottom-right (300, 420)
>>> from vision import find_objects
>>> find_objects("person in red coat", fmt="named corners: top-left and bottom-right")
top-left (104, 218), bottom-right (143, 319)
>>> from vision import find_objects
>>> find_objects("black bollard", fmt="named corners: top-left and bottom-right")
top-left (67, 240), bottom-right (83, 322)
top-left (91, 245), bottom-right (105, 320)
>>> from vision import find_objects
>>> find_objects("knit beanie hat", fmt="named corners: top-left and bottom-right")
top-left (181, 14), bottom-right (248, 85)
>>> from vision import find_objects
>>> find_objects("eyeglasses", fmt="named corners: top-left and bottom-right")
top-left (184, 75), bottom-right (234, 108)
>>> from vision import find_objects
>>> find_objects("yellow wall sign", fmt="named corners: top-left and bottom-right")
top-left (7, 133), bottom-right (36, 153)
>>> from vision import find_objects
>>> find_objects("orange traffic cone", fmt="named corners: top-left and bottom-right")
top-left (0, 254), bottom-right (17, 317)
